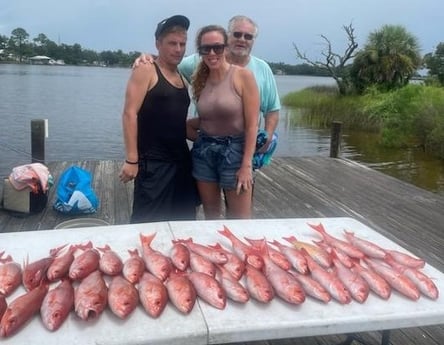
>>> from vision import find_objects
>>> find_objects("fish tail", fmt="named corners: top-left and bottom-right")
top-left (282, 235), bottom-right (297, 244)
top-left (269, 240), bottom-right (281, 248)
top-left (308, 222), bottom-right (327, 235)
top-left (140, 232), bottom-right (156, 247)
top-left (128, 248), bottom-right (139, 257)
top-left (173, 238), bottom-right (192, 244)
top-left (77, 241), bottom-right (93, 251)
top-left (251, 238), bottom-right (268, 257)
top-left (218, 225), bottom-right (233, 239)
top-left (97, 244), bottom-right (111, 253)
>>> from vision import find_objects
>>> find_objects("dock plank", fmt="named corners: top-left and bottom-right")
top-left (1, 156), bottom-right (443, 345)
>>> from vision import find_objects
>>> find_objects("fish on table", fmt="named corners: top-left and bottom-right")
top-left (47, 244), bottom-right (77, 282)
top-left (140, 233), bottom-right (172, 282)
top-left (258, 239), bottom-right (305, 305)
top-left (215, 265), bottom-right (249, 303)
top-left (108, 275), bottom-right (139, 319)
top-left (384, 255), bottom-right (438, 300)
top-left (332, 256), bottom-right (370, 303)
top-left (268, 239), bottom-right (308, 274)
top-left (243, 264), bottom-right (274, 304)
top-left (245, 237), bottom-right (291, 271)
top-left (74, 270), bottom-right (108, 321)
top-left (189, 251), bottom-right (216, 277)
top-left (40, 278), bottom-right (74, 331)
top-left (364, 258), bottom-right (420, 301)
top-left (170, 242), bottom-right (190, 272)
top-left (138, 272), bottom-right (168, 318)
top-left (208, 242), bottom-right (245, 281)
top-left (122, 248), bottom-right (145, 284)
top-left (0, 253), bottom-right (22, 297)
top-left (218, 225), bottom-right (264, 270)
top-left (69, 241), bottom-right (100, 281)
top-left (97, 244), bottom-right (124, 276)
top-left (188, 271), bottom-right (226, 310)
top-left (0, 283), bottom-right (48, 338)
top-left (283, 235), bottom-right (332, 268)
top-left (22, 255), bottom-right (54, 291)
top-left (301, 248), bottom-right (351, 304)
top-left (351, 262), bottom-right (392, 300)
top-left (165, 271), bottom-right (196, 314)
top-left (173, 238), bottom-right (228, 265)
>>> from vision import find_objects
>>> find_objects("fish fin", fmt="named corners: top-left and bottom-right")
top-left (207, 243), bottom-right (222, 250)
top-left (307, 222), bottom-right (327, 234)
top-left (244, 237), bottom-right (262, 248)
top-left (343, 229), bottom-right (355, 236)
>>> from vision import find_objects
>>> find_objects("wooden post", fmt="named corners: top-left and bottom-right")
top-left (330, 121), bottom-right (342, 158)
top-left (31, 119), bottom-right (46, 163)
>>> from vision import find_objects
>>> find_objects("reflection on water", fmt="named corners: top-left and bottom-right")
top-left (274, 107), bottom-right (332, 157)
top-left (342, 131), bottom-right (444, 194)
top-left (279, 106), bottom-right (444, 195)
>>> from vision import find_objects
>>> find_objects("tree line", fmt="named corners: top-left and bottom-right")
top-left (0, 27), bottom-right (327, 72)
top-left (1, 25), bottom-right (443, 91)
top-left (0, 27), bottom-right (141, 67)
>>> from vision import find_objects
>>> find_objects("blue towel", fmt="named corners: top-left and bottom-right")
top-left (252, 130), bottom-right (278, 169)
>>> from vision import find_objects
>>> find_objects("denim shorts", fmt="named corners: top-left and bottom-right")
top-left (191, 132), bottom-right (245, 190)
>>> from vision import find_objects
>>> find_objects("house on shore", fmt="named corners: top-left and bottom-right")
top-left (28, 55), bottom-right (65, 65)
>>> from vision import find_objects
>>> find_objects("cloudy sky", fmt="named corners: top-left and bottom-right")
top-left (1, 0), bottom-right (442, 64)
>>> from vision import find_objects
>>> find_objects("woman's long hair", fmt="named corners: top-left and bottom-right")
top-left (191, 25), bottom-right (227, 101)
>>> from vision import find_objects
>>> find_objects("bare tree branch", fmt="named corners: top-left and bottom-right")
top-left (293, 22), bottom-right (359, 94)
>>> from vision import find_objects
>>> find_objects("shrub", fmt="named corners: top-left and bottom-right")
top-left (282, 83), bottom-right (444, 158)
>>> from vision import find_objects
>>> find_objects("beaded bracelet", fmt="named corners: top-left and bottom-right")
top-left (125, 159), bottom-right (139, 165)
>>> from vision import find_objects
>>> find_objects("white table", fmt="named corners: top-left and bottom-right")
top-left (0, 221), bottom-right (207, 345)
top-left (1, 217), bottom-right (443, 345)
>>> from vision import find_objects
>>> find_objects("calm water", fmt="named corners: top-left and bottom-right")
top-left (1, 64), bottom-right (443, 195)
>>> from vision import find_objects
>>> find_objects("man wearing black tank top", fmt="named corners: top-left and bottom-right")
top-left (119, 15), bottom-right (199, 223)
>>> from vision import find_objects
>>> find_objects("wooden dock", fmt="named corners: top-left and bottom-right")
top-left (1, 156), bottom-right (443, 345)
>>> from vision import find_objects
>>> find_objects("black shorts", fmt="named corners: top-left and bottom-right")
top-left (131, 159), bottom-right (199, 223)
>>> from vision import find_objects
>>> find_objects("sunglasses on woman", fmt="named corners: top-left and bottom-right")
top-left (198, 44), bottom-right (226, 55)
top-left (232, 31), bottom-right (254, 40)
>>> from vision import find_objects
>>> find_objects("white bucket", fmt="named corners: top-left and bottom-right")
top-left (54, 218), bottom-right (110, 229)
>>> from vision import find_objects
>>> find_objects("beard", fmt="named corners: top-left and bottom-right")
top-left (229, 45), bottom-right (251, 58)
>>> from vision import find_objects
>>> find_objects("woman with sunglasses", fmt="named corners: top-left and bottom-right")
top-left (187, 25), bottom-right (259, 219)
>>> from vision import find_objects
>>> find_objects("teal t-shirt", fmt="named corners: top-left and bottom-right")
top-left (179, 53), bottom-right (281, 119)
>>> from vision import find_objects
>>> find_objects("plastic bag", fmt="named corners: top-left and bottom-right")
top-left (53, 166), bottom-right (98, 214)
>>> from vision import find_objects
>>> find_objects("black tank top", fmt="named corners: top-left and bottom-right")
top-left (137, 63), bottom-right (191, 161)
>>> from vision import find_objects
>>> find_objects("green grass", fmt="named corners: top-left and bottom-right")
top-left (282, 84), bottom-right (444, 158)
